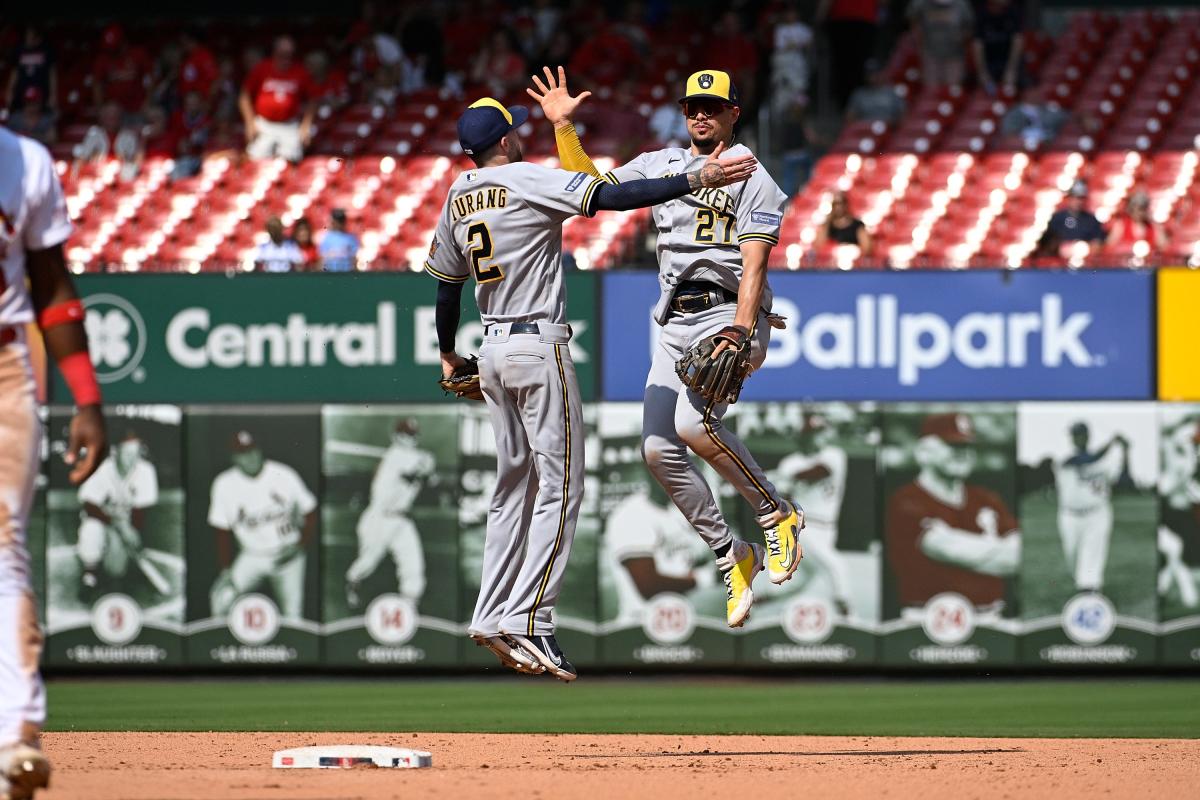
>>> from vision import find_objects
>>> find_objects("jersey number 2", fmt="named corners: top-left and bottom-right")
top-left (694, 208), bottom-right (734, 244)
top-left (466, 222), bottom-right (504, 283)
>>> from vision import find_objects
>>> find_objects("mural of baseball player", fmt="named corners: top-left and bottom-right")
top-left (1054, 421), bottom-right (1130, 593)
top-left (208, 430), bottom-right (317, 620)
top-left (1158, 410), bottom-right (1200, 611)
top-left (602, 481), bottom-right (715, 627)
top-left (772, 412), bottom-right (853, 617)
top-left (343, 418), bottom-right (432, 609)
top-left (885, 412), bottom-right (1021, 617)
top-left (76, 430), bottom-right (163, 600)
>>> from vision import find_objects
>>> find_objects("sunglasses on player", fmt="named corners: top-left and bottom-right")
top-left (682, 99), bottom-right (734, 119)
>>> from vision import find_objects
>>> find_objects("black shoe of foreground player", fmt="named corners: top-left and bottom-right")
top-left (507, 633), bottom-right (577, 682)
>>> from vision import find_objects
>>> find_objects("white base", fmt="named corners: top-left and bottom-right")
top-left (272, 745), bottom-right (432, 769)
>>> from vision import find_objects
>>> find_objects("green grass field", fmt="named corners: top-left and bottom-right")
top-left (45, 678), bottom-right (1199, 738)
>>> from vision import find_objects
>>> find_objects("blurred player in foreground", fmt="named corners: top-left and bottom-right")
top-left (532, 67), bottom-right (802, 629)
top-left (1, 126), bottom-right (107, 800)
top-left (427, 96), bottom-right (754, 680)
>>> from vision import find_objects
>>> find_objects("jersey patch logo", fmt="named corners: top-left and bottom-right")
top-left (429, 237), bottom-right (440, 258)
top-left (465, 170), bottom-right (479, 183)
top-left (698, 73), bottom-right (714, 89)
top-left (751, 212), bottom-right (782, 226)
top-left (565, 172), bottom-right (588, 192)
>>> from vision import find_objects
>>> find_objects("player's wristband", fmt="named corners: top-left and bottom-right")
top-left (58, 350), bottom-right (102, 407)
top-left (37, 299), bottom-right (86, 330)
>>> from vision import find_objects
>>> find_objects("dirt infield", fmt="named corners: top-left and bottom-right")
top-left (40, 732), bottom-right (1199, 799)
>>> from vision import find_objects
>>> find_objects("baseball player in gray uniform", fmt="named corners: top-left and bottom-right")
top-left (532, 67), bottom-right (804, 628)
top-left (427, 97), bottom-right (755, 680)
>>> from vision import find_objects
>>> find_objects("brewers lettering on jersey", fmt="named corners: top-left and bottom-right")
top-left (428, 94), bottom-right (755, 680)
top-left (0, 126), bottom-right (107, 799)
top-left (1054, 422), bottom-right (1129, 593)
top-left (208, 430), bottom-right (317, 620)
top-left (885, 414), bottom-right (1020, 612)
top-left (344, 418), bottom-right (433, 609)
top-left (534, 66), bottom-right (803, 629)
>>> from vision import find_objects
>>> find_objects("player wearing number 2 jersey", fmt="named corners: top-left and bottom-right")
top-left (428, 97), bottom-right (755, 681)
top-left (1, 127), bottom-right (108, 800)
top-left (207, 431), bottom-right (317, 621)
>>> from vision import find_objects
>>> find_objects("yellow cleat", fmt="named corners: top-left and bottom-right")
top-left (716, 540), bottom-right (765, 628)
top-left (759, 501), bottom-right (804, 584)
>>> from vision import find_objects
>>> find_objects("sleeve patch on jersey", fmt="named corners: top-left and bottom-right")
top-left (428, 237), bottom-right (440, 258)
top-left (565, 172), bottom-right (588, 192)
top-left (751, 211), bottom-right (782, 226)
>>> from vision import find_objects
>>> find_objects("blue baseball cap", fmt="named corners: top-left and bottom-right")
top-left (457, 98), bottom-right (530, 156)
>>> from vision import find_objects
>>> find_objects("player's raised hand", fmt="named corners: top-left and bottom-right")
top-left (526, 66), bottom-right (591, 127)
top-left (698, 141), bottom-right (757, 188)
top-left (65, 404), bottom-right (107, 485)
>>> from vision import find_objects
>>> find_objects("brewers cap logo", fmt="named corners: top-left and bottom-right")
top-left (698, 73), bottom-right (714, 89)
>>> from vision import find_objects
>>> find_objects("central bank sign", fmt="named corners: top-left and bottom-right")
top-left (60, 274), bottom-right (598, 403)
top-left (603, 271), bottom-right (1152, 401)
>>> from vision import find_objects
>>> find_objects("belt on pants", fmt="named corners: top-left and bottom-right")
top-left (483, 321), bottom-right (573, 337)
top-left (670, 282), bottom-right (738, 314)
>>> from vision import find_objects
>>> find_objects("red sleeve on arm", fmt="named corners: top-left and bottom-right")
top-left (243, 61), bottom-right (266, 97)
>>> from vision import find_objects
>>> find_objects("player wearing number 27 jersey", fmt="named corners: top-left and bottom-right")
top-left (428, 98), bottom-right (756, 681)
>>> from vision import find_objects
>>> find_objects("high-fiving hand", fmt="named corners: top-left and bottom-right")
top-left (526, 66), bottom-right (591, 127)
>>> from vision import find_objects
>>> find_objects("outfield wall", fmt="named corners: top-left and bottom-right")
top-left (33, 270), bottom-right (1200, 671)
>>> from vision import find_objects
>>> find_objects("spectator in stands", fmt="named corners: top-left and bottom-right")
top-left (649, 99), bottom-right (690, 147)
top-left (577, 80), bottom-right (649, 161)
top-left (399, 5), bottom-right (445, 87)
top-left (318, 208), bottom-right (361, 272)
top-left (815, 191), bottom-right (874, 255)
top-left (291, 217), bottom-right (320, 269)
top-left (171, 91), bottom-right (212, 180)
top-left (713, 11), bottom-right (759, 109)
top-left (1042, 180), bottom-right (1106, 250)
top-left (179, 29), bottom-right (219, 102)
top-left (1000, 86), bottom-right (1067, 149)
top-left (212, 58), bottom-right (240, 122)
top-left (1107, 192), bottom-right (1168, 255)
top-left (5, 26), bottom-right (57, 114)
top-left (471, 30), bottom-right (527, 97)
top-left (845, 60), bottom-right (906, 124)
top-left (306, 51), bottom-right (350, 110)
top-left (817, 0), bottom-right (880, 109)
top-left (141, 105), bottom-right (179, 163)
top-left (776, 97), bottom-right (818, 197)
top-left (570, 23), bottom-right (639, 87)
top-left (770, 3), bottom-right (814, 118)
top-left (92, 24), bottom-right (152, 119)
top-left (907, 0), bottom-right (975, 88)
top-left (254, 216), bottom-right (305, 272)
top-left (972, 0), bottom-right (1025, 95)
top-left (6, 87), bottom-right (56, 146)
top-left (239, 36), bottom-right (315, 163)
top-left (72, 101), bottom-right (141, 181)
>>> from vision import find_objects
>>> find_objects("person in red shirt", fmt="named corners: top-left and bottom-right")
top-left (179, 29), bottom-right (219, 101)
top-left (1106, 191), bottom-right (1168, 257)
top-left (885, 413), bottom-right (1020, 613)
top-left (569, 24), bottom-right (639, 87)
top-left (290, 217), bottom-right (319, 269)
top-left (238, 36), bottom-right (315, 162)
top-left (817, 0), bottom-right (879, 110)
top-left (92, 24), bottom-right (152, 117)
top-left (305, 51), bottom-right (349, 110)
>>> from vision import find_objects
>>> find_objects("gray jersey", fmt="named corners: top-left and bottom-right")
top-left (424, 162), bottom-right (605, 325)
top-left (605, 143), bottom-right (788, 324)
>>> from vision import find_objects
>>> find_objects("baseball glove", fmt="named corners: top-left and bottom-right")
top-left (438, 355), bottom-right (484, 401)
top-left (676, 326), bottom-right (753, 405)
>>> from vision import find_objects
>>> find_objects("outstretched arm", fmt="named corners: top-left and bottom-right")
top-left (528, 66), bottom-right (604, 177)
top-left (588, 141), bottom-right (755, 212)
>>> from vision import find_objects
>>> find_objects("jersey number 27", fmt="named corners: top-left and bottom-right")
top-left (466, 222), bottom-right (504, 283)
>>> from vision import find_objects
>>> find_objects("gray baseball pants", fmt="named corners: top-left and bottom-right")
top-left (469, 322), bottom-right (584, 638)
top-left (642, 305), bottom-right (785, 552)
